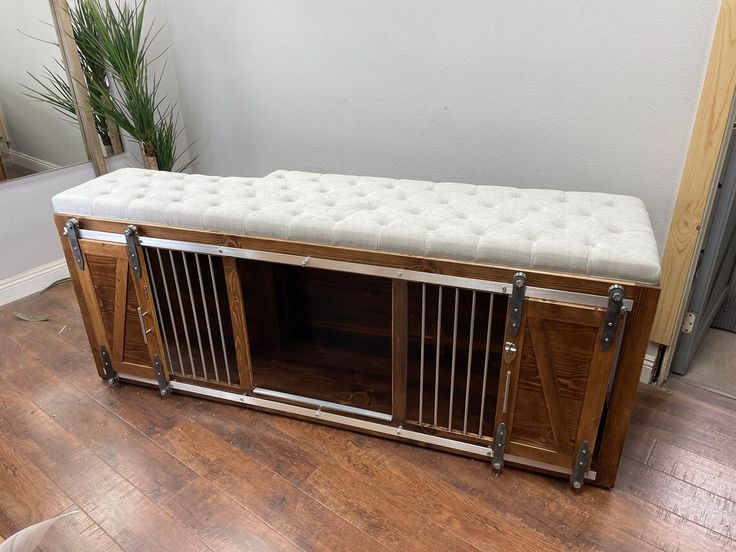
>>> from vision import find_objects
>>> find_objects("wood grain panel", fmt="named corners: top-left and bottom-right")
top-left (652, 0), bottom-right (736, 345)
top-left (223, 257), bottom-right (253, 391)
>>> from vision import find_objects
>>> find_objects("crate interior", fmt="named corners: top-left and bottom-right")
top-left (240, 260), bottom-right (394, 415)
top-left (406, 283), bottom-right (507, 438)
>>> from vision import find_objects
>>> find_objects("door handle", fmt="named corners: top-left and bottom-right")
top-left (503, 341), bottom-right (517, 363)
top-left (137, 307), bottom-right (152, 344)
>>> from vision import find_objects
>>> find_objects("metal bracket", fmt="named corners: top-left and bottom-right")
top-left (153, 355), bottom-right (172, 397)
top-left (124, 225), bottom-right (142, 278)
top-left (100, 346), bottom-right (118, 385)
top-left (680, 311), bottom-right (696, 334)
top-left (508, 272), bottom-right (526, 337)
top-left (63, 218), bottom-right (84, 270)
top-left (601, 284), bottom-right (624, 351)
top-left (570, 440), bottom-right (590, 489)
top-left (492, 422), bottom-right (507, 470)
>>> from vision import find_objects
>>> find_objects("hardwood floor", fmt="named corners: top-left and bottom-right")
top-left (0, 282), bottom-right (734, 551)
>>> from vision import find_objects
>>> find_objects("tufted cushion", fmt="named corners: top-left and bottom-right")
top-left (52, 168), bottom-right (661, 283)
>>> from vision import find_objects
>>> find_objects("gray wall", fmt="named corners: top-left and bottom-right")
top-left (0, 154), bottom-right (135, 281)
top-left (158, 0), bottom-right (720, 249)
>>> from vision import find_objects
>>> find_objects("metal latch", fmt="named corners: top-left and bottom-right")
top-left (100, 345), bottom-right (118, 385)
top-left (570, 440), bottom-right (590, 489)
top-left (601, 284), bottom-right (624, 351)
top-left (492, 422), bottom-right (507, 470)
top-left (124, 225), bottom-right (142, 278)
top-left (153, 355), bottom-right (172, 397)
top-left (63, 218), bottom-right (84, 270)
top-left (508, 272), bottom-right (526, 337)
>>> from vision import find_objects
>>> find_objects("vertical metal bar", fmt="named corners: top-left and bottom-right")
top-left (502, 370), bottom-right (512, 413)
top-left (448, 288), bottom-right (460, 431)
top-left (433, 286), bottom-right (443, 428)
top-left (144, 248), bottom-right (173, 372)
top-left (196, 254), bottom-right (220, 383)
top-left (418, 284), bottom-right (426, 425)
top-left (170, 250), bottom-right (197, 378)
top-left (157, 249), bottom-right (184, 376)
top-left (478, 294), bottom-right (494, 438)
top-left (209, 255), bottom-right (232, 385)
top-left (183, 251), bottom-right (207, 380)
top-left (463, 290), bottom-right (477, 434)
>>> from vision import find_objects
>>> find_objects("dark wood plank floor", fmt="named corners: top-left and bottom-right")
top-left (1, 282), bottom-right (735, 551)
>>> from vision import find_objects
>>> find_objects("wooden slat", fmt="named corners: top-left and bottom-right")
top-left (112, 258), bottom-right (128, 362)
top-left (222, 256), bottom-right (254, 391)
top-left (651, 0), bottom-right (736, 345)
top-left (526, 318), bottom-right (572, 451)
top-left (48, 0), bottom-right (106, 176)
top-left (573, 316), bottom-right (622, 456)
top-left (595, 285), bottom-right (660, 487)
top-left (392, 279), bottom-right (408, 425)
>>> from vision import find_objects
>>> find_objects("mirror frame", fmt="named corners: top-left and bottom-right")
top-left (48, 0), bottom-right (108, 176)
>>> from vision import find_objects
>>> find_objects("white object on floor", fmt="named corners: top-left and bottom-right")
top-left (52, 168), bottom-right (661, 283)
top-left (0, 512), bottom-right (78, 551)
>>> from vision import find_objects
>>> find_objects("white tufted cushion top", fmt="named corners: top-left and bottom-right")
top-left (53, 168), bottom-right (661, 283)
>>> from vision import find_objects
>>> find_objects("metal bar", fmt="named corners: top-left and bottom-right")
top-left (182, 251), bottom-right (208, 380)
top-left (209, 255), bottom-right (232, 385)
top-left (145, 248), bottom-right (174, 372)
top-left (478, 294), bottom-right (494, 438)
top-left (77, 229), bottom-right (635, 311)
top-left (419, 284), bottom-right (426, 425)
top-left (448, 288), bottom-right (460, 431)
top-left (502, 370), bottom-right (512, 413)
top-left (117, 371), bottom-right (597, 480)
top-left (252, 387), bottom-right (393, 422)
top-left (196, 254), bottom-right (220, 383)
top-left (170, 250), bottom-right (197, 378)
top-left (136, 307), bottom-right (149, 344)
top-left (157, 249), bottom-right (184, 376)
top-left (434, 286), bottom-right (443, 428)
top-left (463, 290), bottom-right (476, 434)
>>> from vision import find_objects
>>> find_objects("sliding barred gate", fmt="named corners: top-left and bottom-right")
top-left (144, 247), bottom-right (241, 388)
top-left (406, 284), bottom-right (507, 440)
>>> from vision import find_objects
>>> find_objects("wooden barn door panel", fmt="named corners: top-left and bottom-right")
top-left (75, 239), bottom-right (155, 378)
top-left (497, 299), bottom-right (622, 470)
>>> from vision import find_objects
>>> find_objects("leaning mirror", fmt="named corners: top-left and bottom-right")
top-left (0, 0), bottom-right (120, 182)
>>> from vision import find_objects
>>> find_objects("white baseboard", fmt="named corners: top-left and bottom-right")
top-left (0, 259), bottom-right (70, 307)
top-left (6, 149), bottom-right (59, 173)
top-left (640, 342), bottom-right (661, 384)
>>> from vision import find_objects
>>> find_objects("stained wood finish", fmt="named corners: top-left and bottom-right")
top-left (55, 216), bottom-right (659, 486)
top-left (652, 0), bottom-right (736, 346)
top-left (596, 285), bottom-right (661, 486)
top-left (223, 256), bottom-right (254, 391)
top-left (74, 239), bottom-right (155, 379)
top-left (0, 284), bottom-right (734, 550)
top-left (497, 299), bottom-right (621, 471)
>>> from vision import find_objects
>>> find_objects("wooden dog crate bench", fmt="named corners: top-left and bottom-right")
top-left (53, 169), bottom-right (661, 489)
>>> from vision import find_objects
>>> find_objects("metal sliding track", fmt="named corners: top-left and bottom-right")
top-left (76, 228), bottom-right (634, 311)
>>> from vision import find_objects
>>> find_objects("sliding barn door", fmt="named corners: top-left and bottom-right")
top-left (71, 239), bottom-right (166, 381)
top-left (495, 299), bottom-right (623, 474)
